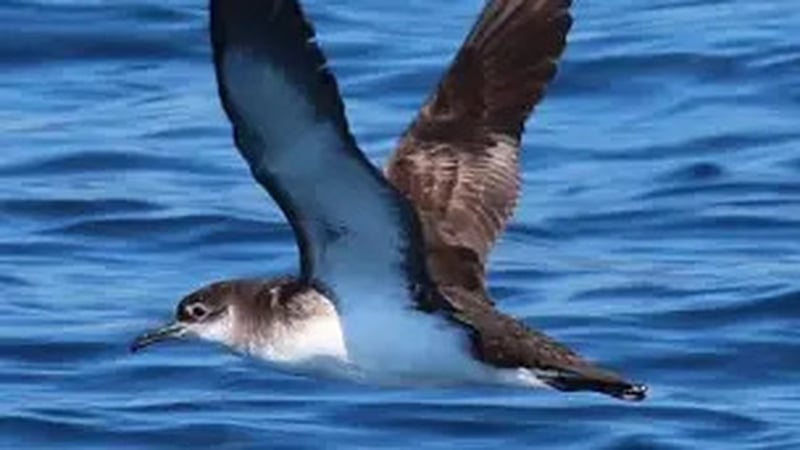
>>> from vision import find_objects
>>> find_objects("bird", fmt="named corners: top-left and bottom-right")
top-left (131, 0), bottom-right (648, 402)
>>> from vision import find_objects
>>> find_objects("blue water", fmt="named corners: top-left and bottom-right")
top-left (2, 0), bottom-right (799, 448)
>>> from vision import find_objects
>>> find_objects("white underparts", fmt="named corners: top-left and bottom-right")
top-left (190, 299), bottom-right (548, 389)
top-left (246, 311), bottom-right (351, 378)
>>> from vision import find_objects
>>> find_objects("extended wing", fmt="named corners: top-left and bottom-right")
top-left (210, 0), bottom-right (645, 399)
top-left (210, 0), bottom-right (433, 317)
top-left (386, 0), bottom-right (572, 296)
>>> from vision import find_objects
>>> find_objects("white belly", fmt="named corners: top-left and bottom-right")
top-left (247, 311), bottom-right (543, 389)
top-left (340, 307), bottom-right (490, 385)
top-left (223, 294), bottom-right (547, 389)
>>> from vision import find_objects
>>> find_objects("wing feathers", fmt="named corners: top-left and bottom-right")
top-left (211, 0), bottom-right (429, 314)
top-left (387, 0), bottom-right (572, 295)
top-left (209, 0), bottom-right (644, 399)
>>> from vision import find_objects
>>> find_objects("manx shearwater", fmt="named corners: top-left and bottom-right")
top-left (132, 0), bottom-right (648, 402)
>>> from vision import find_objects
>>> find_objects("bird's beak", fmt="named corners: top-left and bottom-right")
top-left (130, 322), bottom-right (187, 353)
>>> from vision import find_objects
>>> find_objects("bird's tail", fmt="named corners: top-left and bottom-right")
top-left (538, 366), bottom-right (648, 402)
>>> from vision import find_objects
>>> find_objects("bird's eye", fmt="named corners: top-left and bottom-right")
top-left (189, 304), bottom-right (208, 319)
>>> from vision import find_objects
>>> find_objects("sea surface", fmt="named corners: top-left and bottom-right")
top-left (1, 0), bottom-right (799, 448)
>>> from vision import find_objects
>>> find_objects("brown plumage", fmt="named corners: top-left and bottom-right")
top-left (386, 0), bottom-right (646, 399)
top-left (387, 0), bottom-right (571, 294)
top-left (134, 0), bottom-right (646, 402)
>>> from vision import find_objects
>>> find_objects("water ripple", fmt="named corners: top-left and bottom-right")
top-left (1, 0), bottom-right (799, 448)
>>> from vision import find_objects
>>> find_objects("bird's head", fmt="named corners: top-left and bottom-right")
top-left (131, 282), bottom-right (238, 352)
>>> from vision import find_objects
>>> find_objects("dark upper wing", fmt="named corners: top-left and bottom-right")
top-left (210, 0), bottom-right (433, 316)
top-left (386, 0), bottom-right (572, 294)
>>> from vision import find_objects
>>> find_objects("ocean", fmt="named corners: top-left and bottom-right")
top-left (1, 0), bottom-right (799, 448)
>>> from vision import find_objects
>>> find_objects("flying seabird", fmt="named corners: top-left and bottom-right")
top-left (132, 0), bottom-right (647, 402)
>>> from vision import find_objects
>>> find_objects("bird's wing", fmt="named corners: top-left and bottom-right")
top-left (210, 0), bottom-right (438, 318)
top-left (386, 0), bottom-right (572, 295)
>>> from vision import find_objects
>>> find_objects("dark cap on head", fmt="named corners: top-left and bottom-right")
top-left (175, 282), bottom-right (234, 324)
top-left (130, 278), bottom-right (303, 353)
top-left (130, 281), bottom-right (237, 353)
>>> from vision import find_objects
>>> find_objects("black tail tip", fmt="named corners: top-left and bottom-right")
top-left (542, 374), bottom-right (649, 402)
top-left (615, 383), bottom-right (648, 402)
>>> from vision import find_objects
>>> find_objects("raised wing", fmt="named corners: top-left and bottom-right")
top-left (386, 0), bottom-right (572, 294)
top-left (209, 0), bottom-right (644, 398)
top-left (210, 0), bottom-right (434, 316)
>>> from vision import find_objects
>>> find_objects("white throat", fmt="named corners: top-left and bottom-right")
top-left (188, 300), bottom-right (351, 377)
